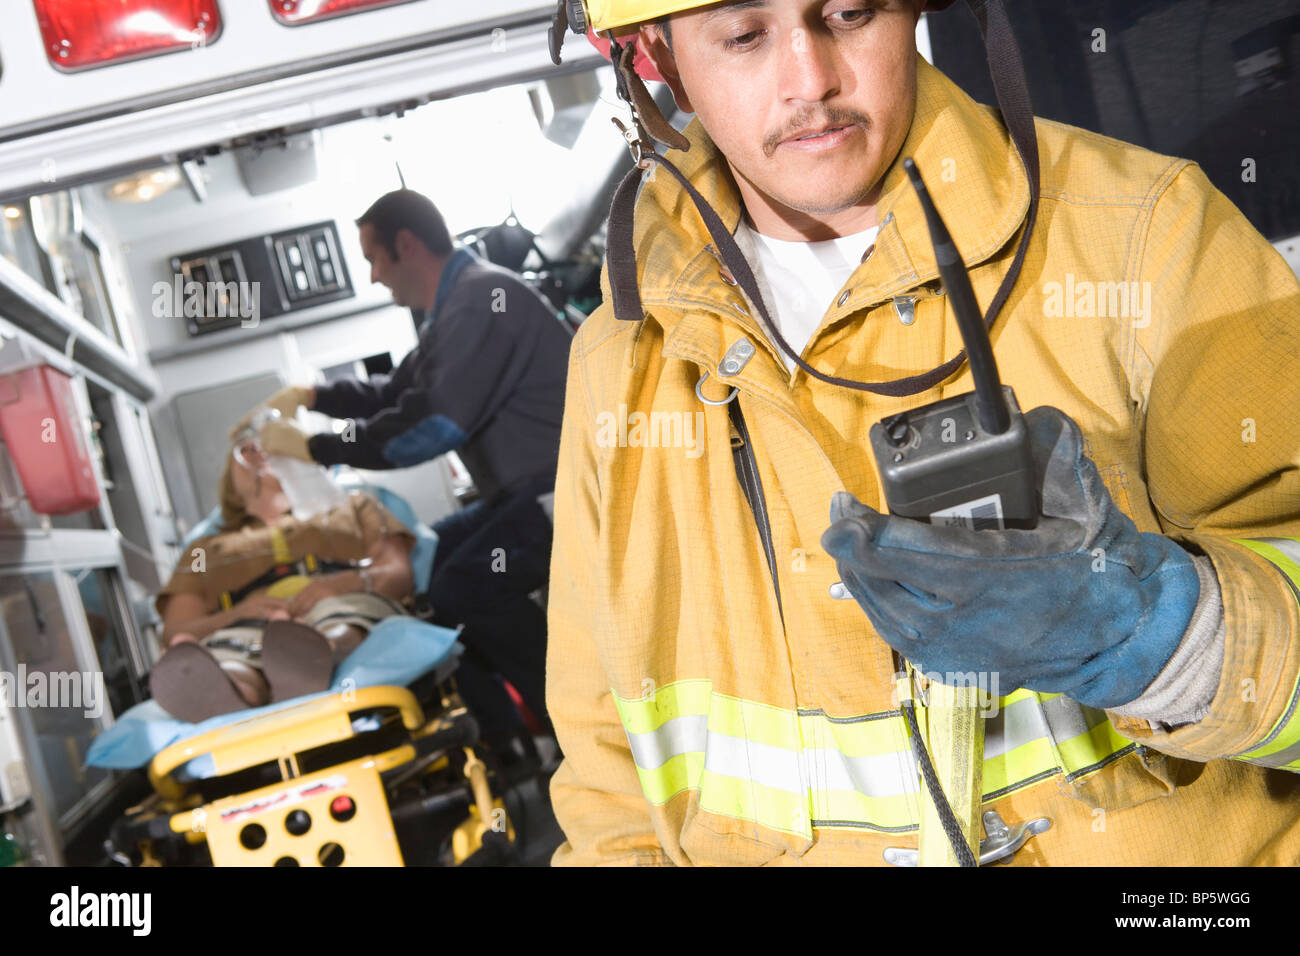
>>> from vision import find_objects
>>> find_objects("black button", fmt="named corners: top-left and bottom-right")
top-left (884, 417), bottom-right (913, 447)
top-left (285, 810), bottom-right (312, 836)
top-left (317, 842), bottom-right (345, 867)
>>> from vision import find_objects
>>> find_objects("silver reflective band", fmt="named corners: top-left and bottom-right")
top-left (615, 681), bottom-right (1133, 836)
top-left (1256, 537), bottom-right (1300, 566)
top-left (983, 693), bottom-right (1050, 761)
top-left (623, 715), bottom-right (922, 801)
top-left (625, 714), bottom-right (708, 771)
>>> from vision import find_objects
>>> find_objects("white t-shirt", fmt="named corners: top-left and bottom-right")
top-left (737, 219), bottom-right (880, 373)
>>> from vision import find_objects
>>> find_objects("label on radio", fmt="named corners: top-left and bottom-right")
top-left (931, 493), bottom-right (1004, 531)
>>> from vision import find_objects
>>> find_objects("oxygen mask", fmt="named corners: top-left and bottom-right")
top-left (231, 407), bottom-right (280, 474)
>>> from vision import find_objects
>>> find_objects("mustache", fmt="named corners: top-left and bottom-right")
top-left (764, 110), bottom-right (872, 156)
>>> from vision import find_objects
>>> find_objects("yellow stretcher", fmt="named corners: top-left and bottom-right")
top-left (111, 676), bottom-right (514, 867)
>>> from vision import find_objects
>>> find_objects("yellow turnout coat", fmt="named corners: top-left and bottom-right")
top-left (546, 56), bottom-right (1300, 865)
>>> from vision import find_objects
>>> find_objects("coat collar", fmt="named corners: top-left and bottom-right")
top-left (428, 245), bottom-right (478, 327)
top-left (616, 55), bottom-right (1032, 337)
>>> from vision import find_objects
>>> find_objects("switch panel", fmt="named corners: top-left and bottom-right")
top-left (170, 220), bottom-right (353, 337)
top-left (175, 249), bottom-right (249, 336)
top-left (270, 222), bottom-right (350, 305)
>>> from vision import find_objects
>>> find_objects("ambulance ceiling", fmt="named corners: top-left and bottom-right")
top-left (0, 1), bottom-right (602, 201)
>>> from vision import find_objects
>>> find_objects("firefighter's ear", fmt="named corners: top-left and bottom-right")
top-left (638, 22), bottom-right (693, 114)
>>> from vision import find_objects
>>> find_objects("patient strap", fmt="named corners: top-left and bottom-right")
top-left (218, 528), bottom-right (360, 609)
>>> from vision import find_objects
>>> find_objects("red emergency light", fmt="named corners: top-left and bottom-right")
top-left (34, 0), bottom-right (222, 72)
top-left (269, 0), bottom-right (416, 27)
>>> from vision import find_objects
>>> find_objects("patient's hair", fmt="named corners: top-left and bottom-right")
top-left (218, 450), bottom-right (254, 531)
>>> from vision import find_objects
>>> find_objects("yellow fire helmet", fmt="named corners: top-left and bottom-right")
top-left (558, 0), bottom-right (957, 36)
top-left (548, 0), bottom-right (965, 156)
top-left (569, 0), bottom-right (704, 33)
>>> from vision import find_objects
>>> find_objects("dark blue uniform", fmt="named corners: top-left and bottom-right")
top-left (309, 248), bottom-right (570, 741)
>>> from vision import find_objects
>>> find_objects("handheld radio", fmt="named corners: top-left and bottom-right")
top-left (868, 159), bottom-right (1038, 532)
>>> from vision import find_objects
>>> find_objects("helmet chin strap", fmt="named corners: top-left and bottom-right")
top-left (548, 0), bottom-right (687, 155)
top-left (606, 37), bottom-right (690, 157)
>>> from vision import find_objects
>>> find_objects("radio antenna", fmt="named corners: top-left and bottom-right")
top-left (903, 158), bottom-right (1010, 435)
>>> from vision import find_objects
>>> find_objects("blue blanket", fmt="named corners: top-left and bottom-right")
top-left (88, 617), bottom-right (460, 773)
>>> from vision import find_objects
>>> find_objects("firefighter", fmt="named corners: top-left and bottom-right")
top-left (544, 0), bottom-right (1300, 865)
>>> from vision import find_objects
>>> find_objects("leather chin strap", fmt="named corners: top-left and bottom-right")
top-left (602, 0), bottom-right (1042, 399)
top-left (611, 41), bottom-right (691, 154)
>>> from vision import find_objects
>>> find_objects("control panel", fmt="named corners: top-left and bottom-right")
top-left (170, 220), bottom-right (353, 336)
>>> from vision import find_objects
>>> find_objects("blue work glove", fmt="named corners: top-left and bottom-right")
top-left (820, 406), bottom-right (1200, 709)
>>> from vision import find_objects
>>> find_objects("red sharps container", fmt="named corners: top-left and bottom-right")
top-left (0, 359), bottom-right (100, 515)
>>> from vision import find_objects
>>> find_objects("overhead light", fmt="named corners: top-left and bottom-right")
top-left (3, 207), bottom-right (22, 220)
top-left (269, 0), bottom-right (416, 27)
top-left (106, 166), bottom-right (184, 203)
top-left (33, 0), bottom-right (222, 72)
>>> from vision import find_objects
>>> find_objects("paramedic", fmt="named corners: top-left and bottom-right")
top-left (244, 189), bottom-right (571, 747)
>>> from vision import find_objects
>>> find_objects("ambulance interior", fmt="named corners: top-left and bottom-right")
top-left (0, 0), bottom-right (1295, 867)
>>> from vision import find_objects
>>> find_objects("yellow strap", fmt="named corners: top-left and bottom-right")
top-left (265, 576), bottom-right (312, 599)
top-left (269, 526), bottom-right (293, 565)
top-left (916, 676), bottom-right (985, 867)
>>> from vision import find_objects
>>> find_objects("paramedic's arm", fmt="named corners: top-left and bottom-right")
top-left (1107, 162), bottom-right (1300, 767)
top-left (159, 592), bottom-right (290, 645)
top-left (547, 329), bottom-right (675, 866)
top-left (311, 358), bottom-right (415, 422)
top-left (307, 288), bottom-right (523, 470)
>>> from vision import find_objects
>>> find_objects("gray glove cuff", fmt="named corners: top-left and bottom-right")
top-left (1108, 554), bottom-right (1224, 728)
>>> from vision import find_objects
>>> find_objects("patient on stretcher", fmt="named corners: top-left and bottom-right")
top-left (150, 434), bottom-right (415, 723)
